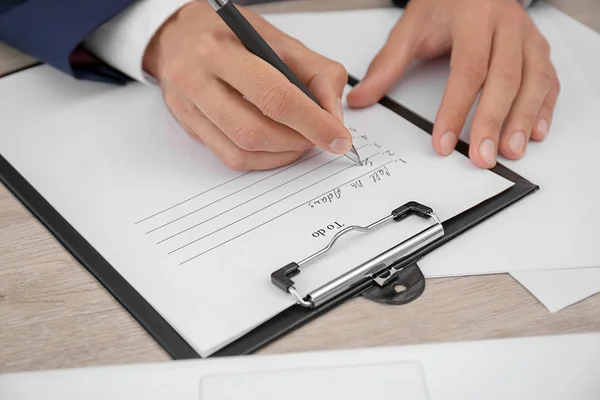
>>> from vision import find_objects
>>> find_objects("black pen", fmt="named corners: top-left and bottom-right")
top-left (207, 0), bottom-right (361, 165)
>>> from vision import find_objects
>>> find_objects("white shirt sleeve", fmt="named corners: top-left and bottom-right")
top-left (83, 0), bottom-right (194, 85)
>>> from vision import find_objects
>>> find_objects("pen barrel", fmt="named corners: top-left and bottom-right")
top-left (217, 1), bottom-right (321, 106)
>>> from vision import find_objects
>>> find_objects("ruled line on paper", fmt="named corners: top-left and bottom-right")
top-left (178, 158), bottom-right (398, 265)
top-left (143, 150), bottom-right (328, 233)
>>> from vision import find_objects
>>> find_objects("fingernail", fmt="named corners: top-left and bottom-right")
top-left (336, 98), bottom-right (344, 123)
top-left (353, 80), bottom-right (363, 91)
top-left (536, 118), bottom-right (549, 138)
top-left (479, 138), bottom-right (496, 167)
top-left (440, 131), bottom-right (457, 155)
top-left (329, 137), bottom-right (352, 154)
top-left (508, 131), bottom-right (526, 156)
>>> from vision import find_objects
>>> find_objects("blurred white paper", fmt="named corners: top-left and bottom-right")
top-left (505, 6), bottom-right (600, 313)
top-left (2, 333), bottom-right (600, 400)
top-left (512, 268), bottom-right (600, 312)
top-left (265, 1), bottom-right (600, 275)
top-left (200, 362), bottom-right (429, 400)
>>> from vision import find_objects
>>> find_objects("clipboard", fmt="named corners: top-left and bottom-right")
top-left (0, 69), bottom-right (538, 359)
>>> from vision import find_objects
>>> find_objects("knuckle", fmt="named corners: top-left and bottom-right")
top-left (461, 60), bottom-right (488, 88)
top-left (193, 32), bottom-right (223, 60)
top-left (554, 75), bottom-right (562, 94)
top-left (163, 90), bottom-right (192, 119)
top-left (477, 112), bottom-right (503, 134)
top-left (515, 107), bottom-right (537, 128)
top-left (163, 60), bottom-right (188, 87)
top-left (537, 67), bottom-right (554, 87)
top-left (476, 0), bottom-right (494, 21)
top-left (496, 67), bottom-right (522, 91)
top-left (232, 124), bottom-right (264, 151)
top-left (163, 62), bottom-right (204, 100)
top-left (512, 8), bottom-right (531, 27)
top-left (257, 86), bottom-right (296, 120)
top-left (537, 35), bottom-right (551, 56)
top-left (547, 65), bottom-right (561, 94)
top-left (419, 36), bottom-right (443, 56)
top-left (326, 61), bottom-right (348, 84)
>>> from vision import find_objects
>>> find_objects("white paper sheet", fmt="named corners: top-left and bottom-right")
top-left (511, 268), bottom-right (600, 312)
top-left (1, 333), bottom-right (599, 400)
top-left (508, 6), bottom-right (600, 312)
top-left (200, 362), bottom-right (429, 400)
top-left (263, 1), bottom-right (600, 275)
top-left (0, 68), bottom-right (511, 356)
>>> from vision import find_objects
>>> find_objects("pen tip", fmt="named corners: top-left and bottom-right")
top-left (344, 145), bottom-right (361, 165)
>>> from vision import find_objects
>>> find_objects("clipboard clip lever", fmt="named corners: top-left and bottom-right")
top-left (271, 201), bottom-right (444, 308)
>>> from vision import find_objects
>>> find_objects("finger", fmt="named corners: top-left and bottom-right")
top-left (197, 116), bottom-right (305, 171)
top-left (181, 120), bottom-right (204, 144)
top-left (164, 89), bottom-right (204, 143)
top-left (467, 24), bottom-right (525, 168)
top-left (346, 15), bottom-right (419, 108)
top-left (213, 44), bottom-right (354, 155)
top-left (305, 64), bottom-right (347, 123)
top-left (532, 66), bottom-right (560, 141)
top-left (167, 84), bottom-right (305, 170)
top-left (432, 13), bottom-right (494, 163)
top-left (281, 45), bottom-right (348, 123)
top-left (498, 34), bottom-right (553, 159)
top-left (192, 79), bottom-right (314, 153)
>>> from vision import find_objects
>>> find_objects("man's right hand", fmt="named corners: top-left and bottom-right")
top-left (142, 1), bottom-right (352, 171)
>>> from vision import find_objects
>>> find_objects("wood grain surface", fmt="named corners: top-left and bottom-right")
top-left (0, 42), bottom-right (36, 78)
top-left (1, 0), bottom-right (599, 375)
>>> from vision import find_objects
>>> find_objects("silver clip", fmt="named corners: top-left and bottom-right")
top-left (270, 202), bottom-right (444, 308)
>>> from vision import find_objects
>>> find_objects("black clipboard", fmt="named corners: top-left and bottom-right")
top-left (0, 69), bottom-right (538, 359)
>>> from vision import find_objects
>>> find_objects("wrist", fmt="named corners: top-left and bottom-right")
top-left (142, 9), bottom-right (178, 79)
top-left (142, 1), bottom-right (203, 79)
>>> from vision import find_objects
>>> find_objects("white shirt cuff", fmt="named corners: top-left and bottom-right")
top-left (83, 0), bottom-right (194, 85)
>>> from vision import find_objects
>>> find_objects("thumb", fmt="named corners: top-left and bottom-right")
top-left (347, 16), bottom-right (419, 109)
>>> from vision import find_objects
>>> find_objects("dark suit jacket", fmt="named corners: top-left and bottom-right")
top-left (0, 0), bottom-right (407, 85)
top-left (0, 0), bottom-right (136, 84)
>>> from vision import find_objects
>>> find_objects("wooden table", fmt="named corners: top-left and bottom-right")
top-left (1, 0), bottom-right (599, 375)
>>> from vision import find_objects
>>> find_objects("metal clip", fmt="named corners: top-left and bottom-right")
top-left (270, 201), bottom-right (444, 308)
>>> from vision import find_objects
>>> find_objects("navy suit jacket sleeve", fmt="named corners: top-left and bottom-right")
top-left (0, 0), bottom-right (136, 84)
